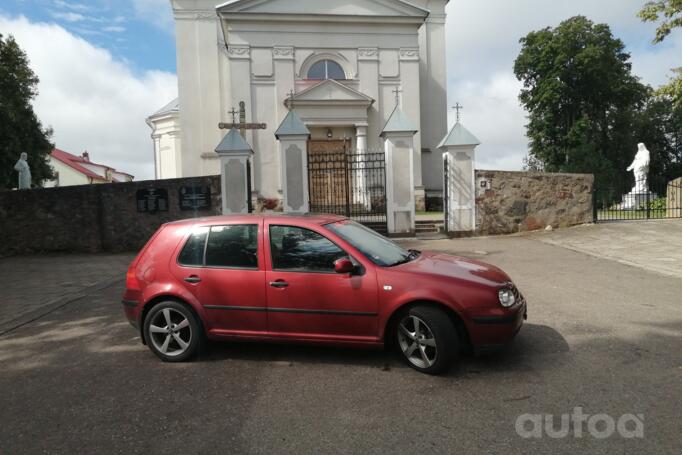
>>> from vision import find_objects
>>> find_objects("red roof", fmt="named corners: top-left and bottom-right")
top-left (50, 149), bottom-right (133, 182)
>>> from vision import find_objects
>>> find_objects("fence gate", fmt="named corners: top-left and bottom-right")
top-left (307, 142), bottom-right (387, 234)
top-left (594, 174), bottom-right (682, 222)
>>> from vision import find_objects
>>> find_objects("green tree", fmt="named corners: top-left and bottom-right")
top-left (513, 16), bottom-right (650, 186)
top-left (638, 0), bottom-right (682, 43)
top-left (0, 34), bottom-right (54, 189)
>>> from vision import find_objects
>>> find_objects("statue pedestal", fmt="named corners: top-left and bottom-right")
top-left (621, 191), bottom-right (657, 210)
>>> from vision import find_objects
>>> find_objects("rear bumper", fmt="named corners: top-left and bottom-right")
top-left (468, 301), bottom-right (527, 349)
top-left (121, 299), bottom-right (140, 330)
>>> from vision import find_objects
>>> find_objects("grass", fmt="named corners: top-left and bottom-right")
top-left (416, 211), bottom-right (443, 216)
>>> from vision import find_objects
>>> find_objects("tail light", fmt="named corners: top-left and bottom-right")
top-left (126, 265), bottom-right (141, 291)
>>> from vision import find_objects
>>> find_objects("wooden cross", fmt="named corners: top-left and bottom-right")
top-left (392, 87), bottom-right (402, 107)
top-left (218, 103), bottom-right (267, 131)
top-left (453, 102), bottom-right (463, 123)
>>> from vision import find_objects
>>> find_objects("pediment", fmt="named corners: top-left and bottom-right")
top-left (216, 0), bottom-right (429, 18)
top-left (287, 80), bottom-right (375, 106)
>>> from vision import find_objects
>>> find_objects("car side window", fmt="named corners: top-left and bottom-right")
top-left (178, 227), bottom-right (209, 266)
top-left (269, 225), bottom-right (347, 273)
top-left (205, 225), bottom-right (258, 269)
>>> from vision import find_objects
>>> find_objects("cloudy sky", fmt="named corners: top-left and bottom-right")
top-left (1, 0), bottom-right (680, 180)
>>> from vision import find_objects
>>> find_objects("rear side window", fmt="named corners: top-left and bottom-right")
top-left (178, 227), bottom-right (209, 266)
top-left (205, 225), bottom-right (258, 269)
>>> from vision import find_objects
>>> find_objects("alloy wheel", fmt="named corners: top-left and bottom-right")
top-left (397, 315), bottom-right (438, 369)
top-left (148, 308), bottom-right (192, 357)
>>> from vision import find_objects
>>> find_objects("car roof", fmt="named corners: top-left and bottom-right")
top-left (165, 213), bottom-right (348, 227)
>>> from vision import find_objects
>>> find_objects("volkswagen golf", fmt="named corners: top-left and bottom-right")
top-left (121, 214), bottom-right (526, 374)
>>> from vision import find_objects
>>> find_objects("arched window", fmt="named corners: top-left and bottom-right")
top-left (307, 59), bottom-right (346, 80)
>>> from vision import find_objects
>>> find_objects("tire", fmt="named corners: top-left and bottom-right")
top-left (143, 301), bottom-right (203, 362)
top-left (395, 305), bottom-right (459, 374)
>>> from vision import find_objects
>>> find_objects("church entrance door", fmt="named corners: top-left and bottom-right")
top-left (307, 140), bottom-right (387, 235)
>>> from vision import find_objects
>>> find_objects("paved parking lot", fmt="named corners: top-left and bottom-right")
top-left (1, 222), bottom-right (681, 454)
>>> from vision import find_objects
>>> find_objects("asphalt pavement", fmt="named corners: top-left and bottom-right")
top-left (1, 226), bottom-right (681, 454)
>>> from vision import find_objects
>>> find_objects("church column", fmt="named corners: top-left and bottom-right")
top-left (152, 134), bottom-right (161, 179)
top-left (399, 47), bottom-right (425, 211)
top-left (354, 124), bottom-right (369, 206)
top-left (273, 46), bottom-right (296, 199)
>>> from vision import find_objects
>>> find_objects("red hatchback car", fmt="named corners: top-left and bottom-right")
top-left (122, 214), bottom-right (526, 374)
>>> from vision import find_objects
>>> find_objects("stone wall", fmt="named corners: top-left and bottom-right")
top-left (475, 170), bottom-right (594, 235)
top-left (0, 176), bottom-right (221, 256)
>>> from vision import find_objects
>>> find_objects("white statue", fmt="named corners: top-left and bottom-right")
top-left (626, 143), bottom-right (650, 193)
top-left (13, 152), bottom-right (32, 190)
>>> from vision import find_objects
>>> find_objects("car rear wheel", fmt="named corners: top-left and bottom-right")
top-left (396, 306), bottom-right (459, 374)
top-left (143, 301), bottom-right (202, 362)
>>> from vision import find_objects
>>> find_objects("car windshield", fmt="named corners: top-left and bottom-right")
top-left (326, 220), bottom-right (420, 267)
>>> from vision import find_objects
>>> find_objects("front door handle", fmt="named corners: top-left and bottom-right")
top-left (269, 280), bottom-right (288, 288)
top-left (184, 275), bottom-right (201, 284)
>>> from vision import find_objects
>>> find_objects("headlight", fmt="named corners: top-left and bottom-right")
top-left (498, 288), bottom-right (516, 308)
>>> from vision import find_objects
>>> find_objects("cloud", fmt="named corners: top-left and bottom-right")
top-left (50, 11), bottom-right (86, 22)
top-left (131, 0), bottom-right (174, 32)
top-left (52, 1), bottom-right (92, 13)
top-left (445, 0), bottom-right (682, 170)
top-left (0, 14), bottom-right (177, 180)
top-left (102, 25), bottom-right (125, 33)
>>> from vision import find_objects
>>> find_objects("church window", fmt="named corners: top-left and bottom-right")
top-left (307, 59), bottom-right (346, 80)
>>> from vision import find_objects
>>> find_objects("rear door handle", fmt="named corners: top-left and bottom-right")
top-left (184, 276), bottom-right (202, 284)
top-left (269, 280), bottom-right (288, 288)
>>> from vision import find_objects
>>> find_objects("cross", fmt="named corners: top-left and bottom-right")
top-left (392, 87), bottom-right (402, 107)
top-left (453, 102), bottom-right (463, 123)
top-left (228, 107), bottom-right (239, 124)
top-left (218, 102), bottom-right (267, 131)
top-left (286, 89), bottom-right (297, 111)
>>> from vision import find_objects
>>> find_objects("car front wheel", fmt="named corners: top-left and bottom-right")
top-left (143, 301), bottom-right (202, 362)
top-left (396, 306), bottom-right (459, 374)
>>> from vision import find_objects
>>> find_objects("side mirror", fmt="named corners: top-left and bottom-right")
top-left (334, 258), bottom-right (356, 274)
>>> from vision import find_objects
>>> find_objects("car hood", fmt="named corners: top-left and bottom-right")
top-left (396, 251), bottom-right (511, 288)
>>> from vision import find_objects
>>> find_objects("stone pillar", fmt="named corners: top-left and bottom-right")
top-left (215, 128), bottom-right (254, 214)
top-left (383, 132), bottom-right (416, 235)
top-left (442, 147), bottom-right (476, 232)
top-left (275, 109), bottom-right (311, 213)
top-left (438, 122), bottom-right (481, 234)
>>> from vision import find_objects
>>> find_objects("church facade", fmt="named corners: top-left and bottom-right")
top-left (151, 0), bottom-right (449, 209)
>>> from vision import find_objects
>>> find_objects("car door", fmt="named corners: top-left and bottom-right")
top-left (264, 223), bottom-right (378, 341)
top-left (173, 222), bottom-right (267, 335)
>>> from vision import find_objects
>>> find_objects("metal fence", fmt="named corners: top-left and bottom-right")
top-left (594, 175), bottom-right (682, 221)
top-left (307, 149), bottom-right (387, 234)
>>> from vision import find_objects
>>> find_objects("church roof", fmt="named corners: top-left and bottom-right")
top-left (215, 128), bottom-right (253, 154)
top-left (438, 122), bottom-right (481, 148)
top-left (148, 98), bottom-right (179, 119)
top-left (381, 105), bottom-right (418, 136)
top-left (275, 110), bottom-right (310, 139)
top-left (286, 79), bottom-right (374, 107)
top-left (216, 0), bottom-right (430, 18)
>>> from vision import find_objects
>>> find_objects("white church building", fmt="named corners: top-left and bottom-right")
top-left (149, 0), bottom-right (449, 210)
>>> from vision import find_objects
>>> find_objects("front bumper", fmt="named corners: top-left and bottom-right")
top-left (468, 300), bottom-right (527, 350)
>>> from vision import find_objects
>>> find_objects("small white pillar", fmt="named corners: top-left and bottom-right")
top-left (438, 122), bottom-right (481, 234)
top-left (381, 106), bottom-right (418, 236)
top-left (215, 128), bottom-right (254, 214)
top-left (275, 109), bottom-right (311, 213)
